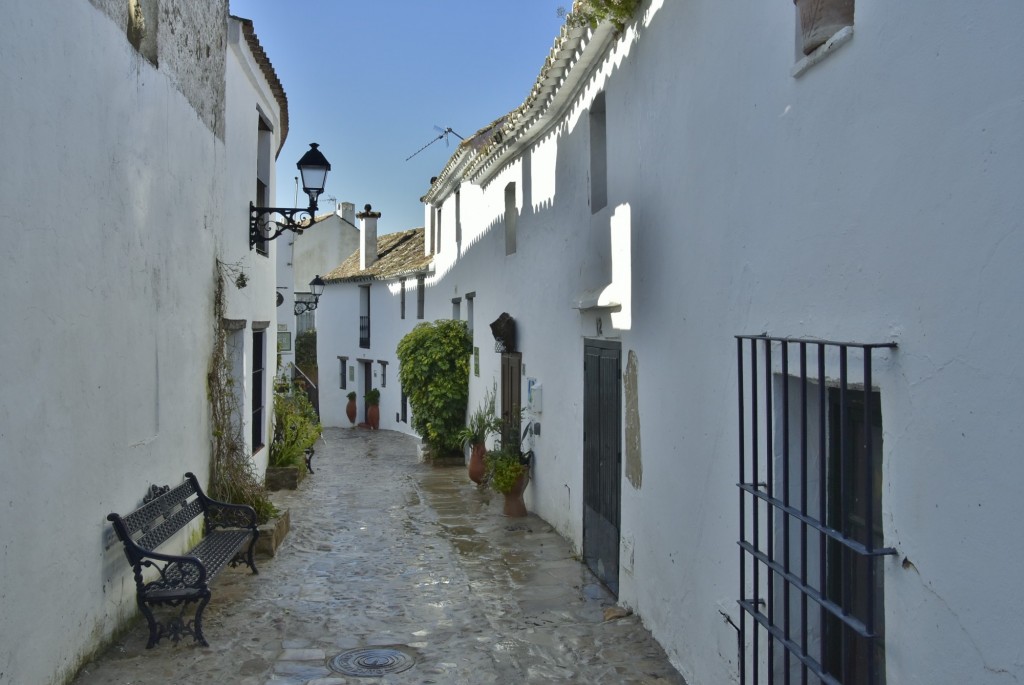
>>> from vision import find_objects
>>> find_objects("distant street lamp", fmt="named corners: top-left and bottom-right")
top-left (294, 275), bottom-right (326, 315)
top-left (249, 143), bottom-right (331, 249)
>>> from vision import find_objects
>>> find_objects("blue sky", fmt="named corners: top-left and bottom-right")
top-left (229, 1), bottom-right (570, 235)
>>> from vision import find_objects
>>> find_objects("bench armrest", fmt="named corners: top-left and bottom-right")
top-left (184, 472), bottom-right (259, 533)
top-left (136, 549), bottom-right (209, 593)
top-left (204, 500), bottom-right (259, 532)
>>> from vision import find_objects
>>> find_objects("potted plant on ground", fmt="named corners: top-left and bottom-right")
top-left (458, 386), bottom-right (501, 484)
top-left (267, 382), bottom-right (321, 489)
top-left (345, 391), bottom-right (357, 425)
top-left (485, 447), bottom-right (533, 517)
top-left (365, 388), bottom-right (381, 430)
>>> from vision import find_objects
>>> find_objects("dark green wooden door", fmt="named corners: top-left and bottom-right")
top-left (583, 340), bottom-right (621, 596)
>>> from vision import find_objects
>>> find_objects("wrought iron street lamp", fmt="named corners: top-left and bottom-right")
top-left (250, 143), bottom-right (331, 249)
top-left (293, 275), bottom-right (325, 316)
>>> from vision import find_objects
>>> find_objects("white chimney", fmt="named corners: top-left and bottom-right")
top-left (340, 201), bottom-right (356, 226)
top-left (358, 203), bottom-right (381, 270)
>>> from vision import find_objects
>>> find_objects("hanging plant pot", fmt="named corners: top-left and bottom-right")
top-left (794, 0), bottom-right (853, 55)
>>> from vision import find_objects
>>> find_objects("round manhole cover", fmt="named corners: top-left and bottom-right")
top-left (328, 646), bottom-right (416, 676)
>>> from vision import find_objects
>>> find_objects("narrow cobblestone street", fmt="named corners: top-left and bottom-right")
top-left (73, 428), bottom-right (685, 684)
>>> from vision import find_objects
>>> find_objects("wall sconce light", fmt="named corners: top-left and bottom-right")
top-left (294, 275), bottom-right (325, 315)
top-left (250, 143), bottom-right (331, 249)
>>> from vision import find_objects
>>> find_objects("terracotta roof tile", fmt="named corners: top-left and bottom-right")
top-left (232, 16), bottom-right (289, 155)
top-left (323, 228), bottom-right (432, 283)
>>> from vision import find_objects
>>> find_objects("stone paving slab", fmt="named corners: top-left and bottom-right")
top-left (72, 428), bottom-right (686, 685)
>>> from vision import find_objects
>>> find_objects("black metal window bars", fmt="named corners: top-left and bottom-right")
top-left (736, 335), bottom-right (898, 685)
top-left (359, 315), bottom-right (370, 349)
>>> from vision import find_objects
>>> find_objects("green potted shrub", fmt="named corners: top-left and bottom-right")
top-left (458, 386), bottom-right (501, 484)
top-left (365, 387), bottom-right (381, 430)
top-left (485, 446), bottom-right (533, 517)
top-left (267, 382), bottom-right (321, 489)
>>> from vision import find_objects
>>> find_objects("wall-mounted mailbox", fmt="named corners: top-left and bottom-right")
top-left (527, 378), bottom-right (543, 413)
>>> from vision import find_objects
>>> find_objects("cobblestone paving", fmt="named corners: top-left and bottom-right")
top-left (73, 428), bottom-right (686, 684)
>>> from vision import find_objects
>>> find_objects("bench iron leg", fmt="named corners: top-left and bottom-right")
top-left (244, 533), bottom-right (260, 575)
top-left (192, 594), bottom-right (211, 648)
top-left (139, 599), bottom-right (161, 649)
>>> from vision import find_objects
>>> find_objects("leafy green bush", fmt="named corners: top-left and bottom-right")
top-left (397, 319), bottom-right (472, 455)
top-left (269, 382), bottom-right (321, 468)
top-left (295, 329), bottom-right (317, 374)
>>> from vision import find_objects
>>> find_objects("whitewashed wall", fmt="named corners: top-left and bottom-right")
top-left (414, 1), bottom-right (1024, 683)
top-left (278, 206), bottom-right (360, 373)
top-left (0, 3), bottom-right (280, 683)
top-left (224, 17), bottom-right (284, 473)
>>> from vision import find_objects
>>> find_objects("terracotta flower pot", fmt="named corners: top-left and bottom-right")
top-left (502, 471), bottom-right (530, 517)
top-left (468, 443), bottom-right (487, 484)
top-left (346, 398), bottom-right (357, 425)
top-left (794, 0), bottom-right (853, 55)
top-left (367, 404), bottom-right (380, 430)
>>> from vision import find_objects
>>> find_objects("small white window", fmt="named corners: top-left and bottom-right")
top-left (589, 93), bottom-right (607, 213)
top-left (504, 183), bottom-right (517, 255)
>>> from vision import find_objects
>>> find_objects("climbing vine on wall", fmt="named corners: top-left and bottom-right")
top-left (396, 319), bottom-right (473, 457)
top-left (559, 0), bottom-right (641, 32)
top-left (208, 259), bottom-right (277, 524)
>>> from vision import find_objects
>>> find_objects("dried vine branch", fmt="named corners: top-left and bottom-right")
top-left (208, 259), bottom-right (277, 523)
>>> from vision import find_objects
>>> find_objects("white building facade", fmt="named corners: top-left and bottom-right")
top-left (276, 203), bottom-right (361, 373)
top-left (0, 4), bottom-right (285, 683)
top-left (316, 209), bottom-right (433, 435)
top-left (408, 1), bottom-right (1024, 684)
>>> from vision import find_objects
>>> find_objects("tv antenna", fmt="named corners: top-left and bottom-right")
top-left (406, 126), bottom-right (464, 161)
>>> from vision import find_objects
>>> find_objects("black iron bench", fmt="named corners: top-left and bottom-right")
top-left (106, 472), bottom-right (259, 648)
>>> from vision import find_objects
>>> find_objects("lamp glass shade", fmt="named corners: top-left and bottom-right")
top-left (309, 275), bottom-right (326, 298)
top-left (297, 143), bottom-right (331, 203)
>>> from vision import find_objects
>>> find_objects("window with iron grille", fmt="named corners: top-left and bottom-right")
top-left (736, 335), bottom-right (896, 685)
top-left (359, 285), bottom-right (370, 348)
top-left (251, 329), bottom-right (266, 450)
top-left (338, 356), bottom-right (348, 389)
top-left (254, 115), bottom-right (273, 256)
top-left (378, 360), bottom-right (387, 388)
